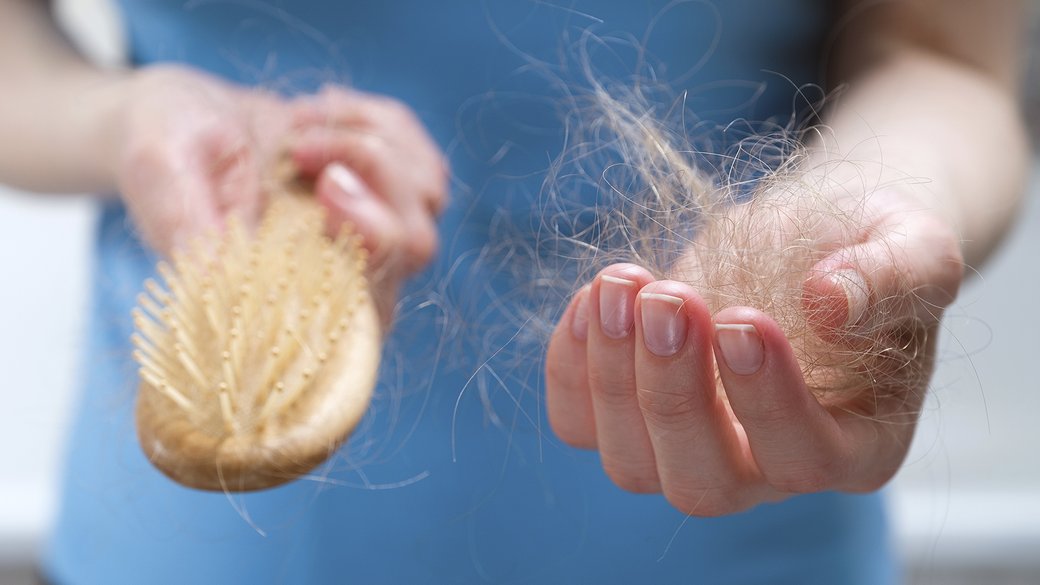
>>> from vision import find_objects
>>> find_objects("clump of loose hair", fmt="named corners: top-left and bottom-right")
top-left (499, 70), bottom-right (931, 420)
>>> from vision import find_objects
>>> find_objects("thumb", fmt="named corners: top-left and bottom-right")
top-left (802, 211), bottom-right (964, 341)
top-left (122, 154), bottom-right (221, 255)
top-left (200, 129), bottom-right (264, 230)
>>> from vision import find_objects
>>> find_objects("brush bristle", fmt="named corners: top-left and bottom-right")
top-left (132, 195), bottom-right (381, 492)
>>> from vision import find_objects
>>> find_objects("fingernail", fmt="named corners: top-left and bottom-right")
top-left (832, 269), bottom-right (868, 327)
top-left (715, 323), bottom-right (764, 375)
top-left (599, 275), bottom-right (636, 338)
top-left (640, 293), bottom-right (686, 357)
top-left (327, 163), bottom-right (373, 201)
top-left (571, 287), bottom-right (590, 341)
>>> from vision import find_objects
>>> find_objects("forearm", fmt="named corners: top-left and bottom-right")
top-left (810, 0), bottom-right (1030, 269)
top-left (810, 50), bottom-right (1029, 268)
top-left (0, 0), bottom-right (128, 193)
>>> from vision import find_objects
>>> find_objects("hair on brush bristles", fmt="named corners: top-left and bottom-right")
top-left (131, 184), bottom-right (382, 493)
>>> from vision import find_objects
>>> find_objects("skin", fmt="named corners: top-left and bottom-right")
top-left (0, 1), bottom-right (447, 316)
top-left (546, 0), bottom-right (1030, 515)
top-left (0, 1), bottom-right (1030, 518)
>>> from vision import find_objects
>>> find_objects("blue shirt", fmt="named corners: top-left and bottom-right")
top-left (44, 2), bottom-right (897, 583)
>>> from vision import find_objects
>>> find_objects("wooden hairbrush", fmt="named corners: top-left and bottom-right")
top-left (130, 169), bottom-right (381, 492)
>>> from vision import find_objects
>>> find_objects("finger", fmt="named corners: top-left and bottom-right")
top-left (293, 86), bottom-right (429, 149)
top-left (713, 307), bottom-right (851, 494)
top-left (803, 212), bottom-right (963, 339)
top-left (586, 264), bottom-right (659, 492)
top-left (316, 163), bottom-right (408, 270)
top-left (634, 281), bottom-right (764, 514)
top-left (290, 89), bottom-right (445, 177)
top-left (545, 286), bottom-right (596, 449)
top-left (291, 128), bottom-right (440, 268)
top-left (291, 91), bottom-right (448, 215)
top-left (290, 85), bottom-right (381, 129)
top-left (291, 126), bottom-right (390, 182)
top-left (316, 163), bottom-right (415, 324)
top-left (291, 125), bottom-right (445, 210)
top-left (195, 124), bottom-right (263, 226)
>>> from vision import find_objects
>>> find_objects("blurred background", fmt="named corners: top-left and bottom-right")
top-left (1, 1), bottom-right (1038, 583)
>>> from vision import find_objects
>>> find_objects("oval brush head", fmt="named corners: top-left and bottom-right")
top-left (131, 194), bottom-right (381, 492)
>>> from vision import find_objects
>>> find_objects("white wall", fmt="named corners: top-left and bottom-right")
top-left (890, 174), bottom-right (1040, 568)
top-left (0, 192), bottom-right (93, 564)
top-left (0, 0), bottom-right (121, 564)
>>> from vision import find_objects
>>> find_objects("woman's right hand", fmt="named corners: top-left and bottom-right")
top-left (110, 67), bottom-right (447, 310)
top-left (112, 65), bottom-right (290, 254)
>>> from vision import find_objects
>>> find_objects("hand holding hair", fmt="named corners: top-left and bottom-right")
top-left (543, 0), bottom-right (1027, 516)
top-left (546, 178), bottom-right (961, 514)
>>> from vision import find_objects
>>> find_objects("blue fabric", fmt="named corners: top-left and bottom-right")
top-left (44, 2), bottom-right (898, 583)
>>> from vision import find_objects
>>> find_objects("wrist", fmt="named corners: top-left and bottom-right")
top-left (77, 69), bottom-right (135, 192)
top-left (799, 143), bottom-right (962, 238)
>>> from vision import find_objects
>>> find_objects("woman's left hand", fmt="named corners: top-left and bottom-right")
top-left (544, 184), bottom-right (963, 515)
top-left (288, 86), bottom-right (448, 286)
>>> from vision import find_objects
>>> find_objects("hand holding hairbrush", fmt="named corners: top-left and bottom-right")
top-left (119, 80), bottom-right (446, 492)
top-left (131, 165), bottom-right (382, 492)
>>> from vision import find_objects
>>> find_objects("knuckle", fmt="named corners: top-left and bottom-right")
top-left (555, 429), bottom-right (596, 450)
top-left (379, 97), bottom-right (416, 120)
top-left (663, 485), bottom-right (743, 517)
top-left (601, 458), bottom-right (660, 494)
top-left (737, 401), bottom-right (798, 431)
top-left (362, 223), bottom-right (404, 267)
top-left (361, 95), bottom-right (416, 126)
top-left (845, 458), bottom-right (900, 494)
top-left (636, 386), bottom-right (704, 431)
top-left (844, 464), bottom-right (894, 491)
top-left (339, 139), bottom-right (381, 177)
top-left (548, 415), bottom-right (596, 450)
top-left (766, 457), bottom-right (844, 494)
top-left (319, 84), bottom-right (351, 99)
top-left (587, 369), bottom-right (637, 407)
top-left (316, 85), bottom-right (358, 111)
top-left (843, 475), bottom-right (887, 494)
top-left (424, 181), bottom-right (449, 215)
top-left (351, 131), bottom-right (386, 157)
top-left (885, 214), bottom-right (964, 319)
top-left (926, 225), bottom-right (965, 305)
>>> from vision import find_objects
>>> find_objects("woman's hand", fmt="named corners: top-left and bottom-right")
top-left (544, 183), bottom-right (963, 516)
top-left (287, 86), bottom-right (448, 287)
top-left (111, 68), bottom-right (447, 312)
top-left (114, 66), bottom-right (290, 254)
